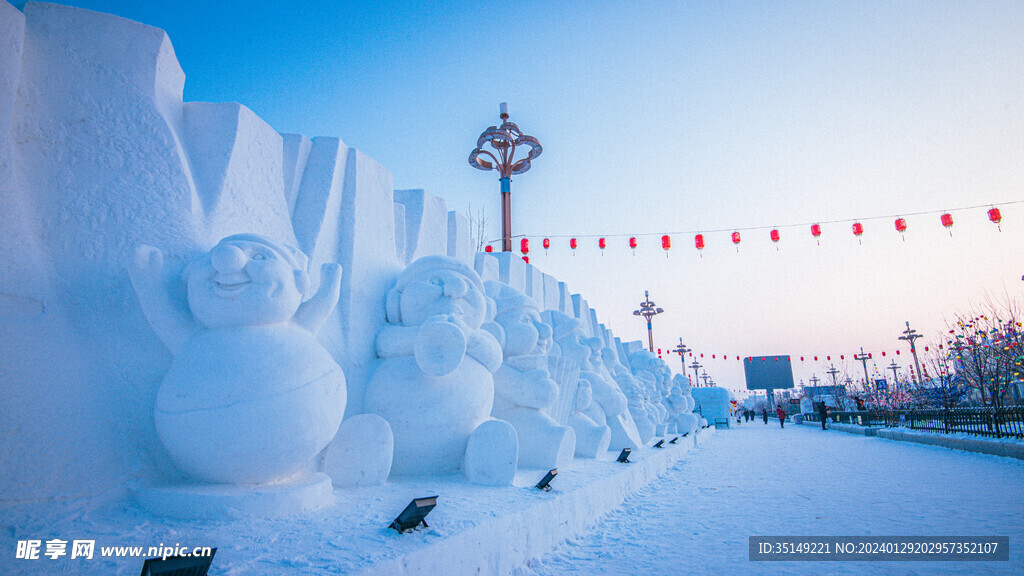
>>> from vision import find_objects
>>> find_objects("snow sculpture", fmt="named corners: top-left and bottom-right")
top-left (691, 386), bottom-right (732, 426)
top-left (669, 374), bottom-right (698, 436)
top-left (129, 234), bottom-right (345, 516)
top-left (612, 362), bottom-right (657, 443)
top-left (543, 310), bottom-right (611, 458)
top-left (589, 340), bottom-right (643, 448)
top-left (485, 281), bottom-right (575, 469)
top-left (321, 414), bottom-right (394, 488)
top-left (365, 256), bottom-right (517, 485)
top-left (629, 350), bottom-right (672, 436)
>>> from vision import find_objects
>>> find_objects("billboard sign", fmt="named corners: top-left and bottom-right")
top-left (743, 356), bottom-right (795, 390)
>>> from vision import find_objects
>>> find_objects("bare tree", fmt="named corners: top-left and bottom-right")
top-left (946, 293), bottom-right (1023, 408)
top-left (467, 203), bottom-right (491, 253)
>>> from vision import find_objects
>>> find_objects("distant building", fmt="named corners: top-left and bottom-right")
top-left (802, 385), bottom-right (846, 410)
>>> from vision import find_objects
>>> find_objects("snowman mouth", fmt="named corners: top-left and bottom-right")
top-left (215, 280), bottom-right (251, 292)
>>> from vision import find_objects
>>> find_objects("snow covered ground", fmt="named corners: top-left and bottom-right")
top-left (517, 421), bottom-right (1024, 576)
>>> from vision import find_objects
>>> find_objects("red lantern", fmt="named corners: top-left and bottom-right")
top-left (896, 349), bottom-right (901, 355)
top-left (988, 207), bottom-right (1002, 231)
top-left (852, 222), bottom-right (864, 244)
top-left (522, 256), bottom-right (529, 264)
top-left (894, 217), bottom-right (907, 241)
top-left (598, 237), bottom-right (606, 254)
top-left (484, 245), bottom-right (493, 253)
top-left (770, 229), bottom-right (780, 250)
top-left (811, 223), bottom-right (822, 245)
top-left (882, 351), bottom-right (886, 356)
top-left (694, 234), bottom-right (705, 254)
top-left (800, 356), bottom-right (804, 361)
top-left (543, 238), bottom-right (550, 253)
top-left (814, 356), bottom-right (818, 361)
top-left (520, 238), bottom-right (529, 255)
top-left (941, 213), bottom-right (954, 236)
top-left (661, 234), bottom-right (671, 258)
top-left (629, 237), bottom-right (637, 255)
top-left (731, 231), bottom-right (741, 252)
top-left (840, 355), bottom-right (844, 360)
top-left (570, 238), bottom-right (577, 254)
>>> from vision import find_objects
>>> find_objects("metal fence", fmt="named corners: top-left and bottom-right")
top-left (804, 406), bottom-right (1024, 439)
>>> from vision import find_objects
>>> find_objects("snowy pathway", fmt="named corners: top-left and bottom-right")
top-left (517, 422), bottom-right (1024, 576)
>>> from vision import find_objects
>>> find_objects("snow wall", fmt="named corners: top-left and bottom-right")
top-left (0, 1), bottom-right (659, 509)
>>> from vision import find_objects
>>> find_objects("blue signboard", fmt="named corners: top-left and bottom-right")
top-left (875, 379), bottom-right (888, 391)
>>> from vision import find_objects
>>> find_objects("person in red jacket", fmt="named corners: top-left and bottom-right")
top-left (776, 406), bottom-right (787, 428)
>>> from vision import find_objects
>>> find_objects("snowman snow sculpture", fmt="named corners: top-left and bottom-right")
top-left (610, 359), bottom-right (657, 443)
top-left (672, 373), bottom-right (700, 435)
top-left (129, 234), bottom-right (346, 516)
top-left (543, 310), bottom-right (611, 458)
top-left (485, 281), bottom-right (575, 470)
top-left (365, 256), bottom-right (517, 485)
top-left (629, 350), bottom-right (672, 436)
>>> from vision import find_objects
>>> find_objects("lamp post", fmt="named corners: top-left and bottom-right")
top-left (826, 364), bottom-right (841, 387)
top-left (632, 291), bottom-right (664, 352)
top-left (888, 360), bottom-right (900, 386)
top-left (468, 102), bottom-right (542, 252)
top-left (700, 370), bottom-right (711, 387)
top-left (898, 321), bottom-right (924, 384)
top-left (674, 338), bottom-right (691, 382)
top-left (689, 360), bottom-right (702, 386)
top-left (854, 347), bottom-right (872, 393)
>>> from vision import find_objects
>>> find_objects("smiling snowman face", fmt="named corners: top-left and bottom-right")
top-left (398, 268), bottom-right (487, 329)
top-left (186, 236), bottom-right (307, 329)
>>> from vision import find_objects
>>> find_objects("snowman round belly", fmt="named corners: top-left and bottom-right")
top-left (155, 325), bottom-right (346, 484)
top-left (365, 356), bottom-right (493, 476)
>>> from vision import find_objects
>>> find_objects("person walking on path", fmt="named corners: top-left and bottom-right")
top-left (776, 406), bottom-right (787, 428)
top-left (817, 401), bottom-right (829, 430)
top-left (761, 408), bottom-right (768, 424)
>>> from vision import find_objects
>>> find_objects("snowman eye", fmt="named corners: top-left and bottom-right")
top-left (429, 277), bottom-right (442, 286)
top-left (251, 252), bottom-right (267, 261)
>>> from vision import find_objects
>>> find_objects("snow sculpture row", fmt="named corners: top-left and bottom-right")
top-left (129, 243), bottom-right (700, 509)
top-left (0, 1), bottom-right (708, 519)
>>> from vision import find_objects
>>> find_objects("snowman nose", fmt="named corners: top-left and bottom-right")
top-left (536, 320), bottom-right (552, 341)
top-left (441, 274), bottom-right (468, 298)
top-left (211, 243), bottom-right (247, 272)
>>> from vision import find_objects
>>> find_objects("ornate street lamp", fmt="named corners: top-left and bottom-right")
top-left (826, 364), bottom-right (841, 387)
top-left (854, 347), bottom-right (872, 392)
top-left (898, 321), bottom-right (924, 384)
top-left (674, 338), bottom-right (691, 382)
top-left (633, 291), bottom-right (664, 353)
top-left (689, 359), bottom-right (702, 386)
top-left (468, 103), bottom-right (543, 253)
top-left (888, 360), bottom-right (900, 385)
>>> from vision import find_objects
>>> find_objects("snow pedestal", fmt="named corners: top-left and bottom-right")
top-left (135, 473), bottom-right (335, 521)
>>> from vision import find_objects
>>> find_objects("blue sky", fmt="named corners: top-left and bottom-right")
top-left (44, 0), bottom-right (1024, 395)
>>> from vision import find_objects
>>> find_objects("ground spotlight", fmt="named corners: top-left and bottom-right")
top-left (616, 448), bottom-right (632, 463)
top-left (669, 437), bottom-right (679, 444)
top-left (139, 548), bottom-right (217, 576)
top-left (653, 439), bottom-right (665, 449)
top-left (390, 496), bottom-right (438, 534)
top-left (535, 469), bottom-right (558, 492)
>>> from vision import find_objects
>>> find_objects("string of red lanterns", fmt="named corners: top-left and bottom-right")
top-left (487, 202), bottom-right (1015, 253)
top-left (654, 346), bottom-right (939, 362)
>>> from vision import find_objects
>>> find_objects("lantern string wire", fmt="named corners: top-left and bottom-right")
top-left (490, 199), bottom-right (1022, 242)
